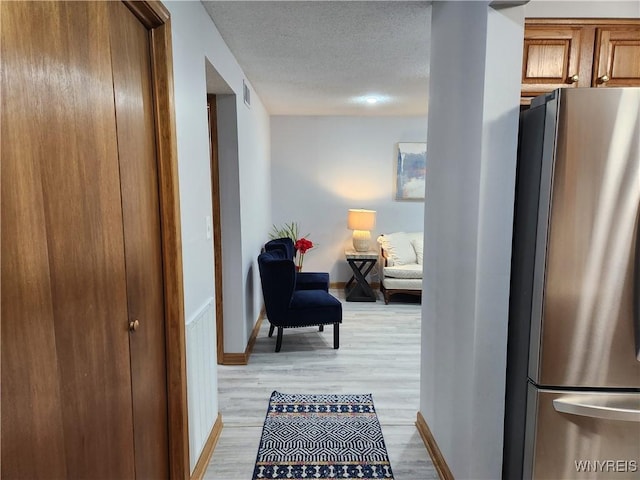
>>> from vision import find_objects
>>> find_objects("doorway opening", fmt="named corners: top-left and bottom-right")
top-left (205, 59), bottom-right (238, 364)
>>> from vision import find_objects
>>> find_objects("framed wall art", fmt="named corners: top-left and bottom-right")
top-left (395, 142), bottom-right (426, 200)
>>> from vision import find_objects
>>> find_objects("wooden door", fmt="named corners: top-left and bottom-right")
top-left (109, 2), bottom-right (170, 478)
top-left (1, 2), bottom-right (170, 477)
top-left (593, 26), bottom-right (640, 87)
top-left (521, 25), bottom-right (588, 98)
top-left (1, 2), bottom-right (136, 477)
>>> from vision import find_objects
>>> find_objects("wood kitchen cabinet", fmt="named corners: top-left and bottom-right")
top-left (522, 19), bottom-right (640, 104)
top-left (594, 26), bottom-right (640, 87)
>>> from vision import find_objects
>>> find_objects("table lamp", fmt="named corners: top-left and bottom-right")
top-left (347, 209), bottom-right (376, 252)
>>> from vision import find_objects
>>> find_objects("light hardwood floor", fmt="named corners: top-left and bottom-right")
top-left (204, 289), bottom-right (438, 479)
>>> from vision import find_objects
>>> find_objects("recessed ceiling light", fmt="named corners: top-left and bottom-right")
top-left (350, 94), bottom-right (390, 107)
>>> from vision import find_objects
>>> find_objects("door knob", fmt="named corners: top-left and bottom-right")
top-left (129, 319), bottom-right (140, 332)
top-left (599, 75), bottom-right (610, 84)
top-left (569, 74), bottom-right (579, 83)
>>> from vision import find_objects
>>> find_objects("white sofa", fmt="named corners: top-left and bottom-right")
top-left (377, 232), bottom-right (423, 304)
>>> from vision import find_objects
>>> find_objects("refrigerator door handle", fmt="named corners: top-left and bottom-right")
top-left (634, 205), bottom-right (640, 362)
top-left (553, 395), bottom-right (640, 422)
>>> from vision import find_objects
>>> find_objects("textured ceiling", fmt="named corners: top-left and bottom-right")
top-left (201, 1), bottom-right (431, 115)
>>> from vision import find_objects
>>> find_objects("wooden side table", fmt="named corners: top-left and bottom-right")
top-left (345, 249), bottom-right (378, 302)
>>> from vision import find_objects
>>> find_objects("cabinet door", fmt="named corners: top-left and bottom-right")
top-left (593, 26), bottom-right (640, 87)
top-left (522, 26), bottom-right (588, 98)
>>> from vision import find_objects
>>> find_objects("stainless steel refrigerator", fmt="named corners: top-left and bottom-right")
top-left (504, 87), bottom-right (640, 480)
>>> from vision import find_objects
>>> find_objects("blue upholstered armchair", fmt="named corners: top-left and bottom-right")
top-left (264, 237), bottom-right (330, 291)
top-left (258, 249), bottom-right (342, 352)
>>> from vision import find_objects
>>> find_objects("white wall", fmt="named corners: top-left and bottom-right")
top-left (238, 93), bottom-right (271, 342)
top-left (166, 0), bottom-right (271, 471)
top-left (270, 116), bottom-right (426, 282)
top-left (420, 2), bottom-right (524, 479)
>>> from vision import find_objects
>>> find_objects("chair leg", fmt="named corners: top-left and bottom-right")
top-left (275, 327), bottom-right (283, 352)
top-left (319, 325), bottom-right (324, 332)
top-left (333, 323), bottom-right (339, 349)
top-left (268, 324), bottom-right (275, 337)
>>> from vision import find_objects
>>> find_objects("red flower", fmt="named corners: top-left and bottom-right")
top-left (294, 237), bottom-right (313, 254)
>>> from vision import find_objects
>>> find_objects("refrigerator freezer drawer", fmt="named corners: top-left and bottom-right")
top-left (525, 386), bottom-right (640, 479)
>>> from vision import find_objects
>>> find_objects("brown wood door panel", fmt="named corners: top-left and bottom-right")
top-left (2, 1), bottom-right (187, 478)
top-left (109, 2), bottom-right (170, 478)
top-left (522, 25), bottom-right (590, 97)
top-left (1, 41), bottom-right (68, 476)
top-left (1, 2), bottom-right (136, 478)
top-left (594, 27), bottom-right (640, 87)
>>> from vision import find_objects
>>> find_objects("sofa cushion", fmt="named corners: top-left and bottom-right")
top-left (405, 232), bottom-right (422, 243)
top-left (377, 232), bottom-right (417, 266)
top-left (407, 232), bottom-right (423, 265)
top-left (382, 277), bottom-right (422, 290)
top-left (383, 263), bottom-right (423, 279)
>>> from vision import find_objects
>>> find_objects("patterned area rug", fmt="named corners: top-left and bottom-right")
top-left (252, 391), bottom-right (394, 479)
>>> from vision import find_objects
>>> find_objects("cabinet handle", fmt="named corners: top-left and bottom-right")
top-left (599, 74), bottom-right (610, 84)
top-left (569, 74), bottom-right (579, 83)
top-left (129, 319), bottom-right (140, 332)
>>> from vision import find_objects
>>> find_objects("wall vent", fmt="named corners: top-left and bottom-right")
top-left (243, 79), bottom-right (251, 107)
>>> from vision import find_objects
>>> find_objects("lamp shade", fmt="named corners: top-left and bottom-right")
top-left (347, 209), bottom-right (376, 231)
